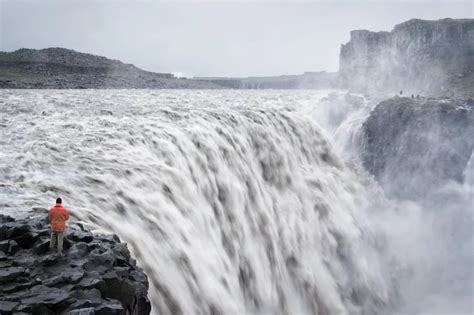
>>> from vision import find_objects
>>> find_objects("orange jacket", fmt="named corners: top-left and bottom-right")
top-left (48, 204), bottom-right (70, 232)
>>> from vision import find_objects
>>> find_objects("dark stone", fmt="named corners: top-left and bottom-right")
top-left (12, 231), bottom-right (38, 248)
top-left (95, 303), bottom-right (126, 315)
top-left (68, 242), bottom-right (89, 259)
top-left (130, 269), bottom-right (147, 284)
top-left (33, 239), bottom-right (51, 255)
top-left (67, 230), bottom-right (94, 243)
top-left (0, 215), bottom-right (15, 223)
top-left (2, 281), bottom-right (32, 293)
top-left (0, 266), bottom-right (26, 283)
top-left (0, 300), bottom-right (19, 312)
top-left (71, 288), bottom-right (102, 303)
top-left (0, 215), bottom-right (151, 314)
top-left (83, 251), bottom-right (115, 272)
top-left (21, 285), bottom-right (71, 308)
top-left (362, 97), bottom-right (474, 198)
top-left (42, 275), bottom-right (67, 287)
top-left (98, 234), bottom-right (121, 243)
top-left (0, 239), bottom-right (9, 253)
top-left (7, 240), bottom-right (19, 254)
top-left (77, 277), bottom-right (106, 291)
top-left (101, 271), bottom-right (137, 306)
top-left (12, 255), bottom-right (38, 267)
top-left (66, 306), bottom-right (96, 315)
top-left (40, 254), bottom-right (59, 267)
top-left (37, 229), bottom-right (51, 237)
top-left (69, 269), bottom-right (84, 283)
top-left (8, 225), bottom-right (30, 239)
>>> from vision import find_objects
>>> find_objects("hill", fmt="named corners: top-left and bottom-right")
top-left (0, 48), bottom-right (221, 89)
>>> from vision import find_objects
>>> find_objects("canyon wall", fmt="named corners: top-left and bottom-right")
top-left (339, 18), bottom-right (474, 97)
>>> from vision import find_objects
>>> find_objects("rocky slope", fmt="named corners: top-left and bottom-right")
top-left (0, 211), bottom-right (151, 314)
top-left (361, 96), bottom-right (474, 199)
top-left (0, 48), bottom-right (220, 89)
top-left (339, 18), bottom-right (474, 97)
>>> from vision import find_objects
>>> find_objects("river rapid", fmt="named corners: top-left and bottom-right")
top-left (1, 89), bottom-right (471, 314)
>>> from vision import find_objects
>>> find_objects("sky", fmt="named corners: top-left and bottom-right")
top-left (0, 0), bottom-right (472, 77)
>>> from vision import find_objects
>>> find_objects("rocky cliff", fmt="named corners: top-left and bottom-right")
top-left (361, 96), bottom-right (474, 199)
top-left (0, 48), bottom-right (220, 89)
top-left (339, 18), bottom-right (474, 97)
top-left (0, 211), bottom-right (151, 314)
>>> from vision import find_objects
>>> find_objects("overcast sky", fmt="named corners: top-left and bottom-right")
top-left (1, 0), bottom-right (472, 77)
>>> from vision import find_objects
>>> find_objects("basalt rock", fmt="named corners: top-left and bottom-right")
top-left (361, 96), bottom-right (474, 199)
top-left (0, 213), bottom-right (151, 314)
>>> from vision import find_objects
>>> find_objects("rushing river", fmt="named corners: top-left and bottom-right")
top-left (1, 89), bottom-right (472, 314)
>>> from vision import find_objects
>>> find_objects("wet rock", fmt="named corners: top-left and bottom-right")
top-left (21, 285), bottom-right (72, 308)
top-left (2, 280), bottom-right (33, 294)
top-left (0, 214), bottom-right (15, 223)
top-left (0, 267), bottom-right (26, 283)
top-left (71, 288), bottom-right (102, 303)
top-left (7, 240), bottom-right (20, 254)
top-left (0, 239), bottom-right (9, 252)
top-left (66, 305), bottom-right (96, 314)
top-left (68, 230), bottom-right (94, 243)
top-left (40, 254), bottom-right (59, 266)
top-left (12, 231), bottom-right (38, 248)
top-left (362, 97), bottom-right (474, 198)
top-left (68, 242), bottom-right (89, 259)
top-left (78, 277), bottom-right (106, 291)
top-left (0, 214), bottom-right (151, 314)
top-left (12, 255), bottom-right (37, 267)
top-left (69, 269), bottom-right (84, 283)
top-left (42, 275), bottom-right (68, 287)
top-left (33, 239), bottom-right (51, 254)
top-left (95, 303), bottom-right (125, 315)
top-left (0, 301), bottom-right (18, 313)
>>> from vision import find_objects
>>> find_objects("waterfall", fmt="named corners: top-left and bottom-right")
top-left (3, 89), bottom-right (470, 314)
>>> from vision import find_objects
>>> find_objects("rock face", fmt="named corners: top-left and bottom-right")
top-left (361, 96), bottom-right (474, 199)
top-left (0, 211), bottom-right (151, 314)
top-left (339, 18), bottom-right (474, 98)
top-left (0, 48), bottom-right (221, 89)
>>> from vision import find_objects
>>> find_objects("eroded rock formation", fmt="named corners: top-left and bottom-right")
top-left (339, 18), bottom-right (474, 97)
top-left (361, 96), bottom-right (474, 198)
top-left (0, 211), bottom-right (151, 314)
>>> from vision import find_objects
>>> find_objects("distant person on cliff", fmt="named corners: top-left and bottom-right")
top-left (48, 198), bottom-right (70, 256)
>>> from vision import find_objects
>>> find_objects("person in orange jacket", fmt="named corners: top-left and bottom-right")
top-left (48, 197), bottom-right (70, 256)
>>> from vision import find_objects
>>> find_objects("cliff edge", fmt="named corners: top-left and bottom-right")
top-left (361, 96), bottom-right (474, 199)
top-left (0, 211), bottom-right (151, 314)
top-left (339, 18), bottom-right (474, 97)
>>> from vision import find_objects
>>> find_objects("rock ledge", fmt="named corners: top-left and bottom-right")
top-left (0, 211), bottom-right (151, 315)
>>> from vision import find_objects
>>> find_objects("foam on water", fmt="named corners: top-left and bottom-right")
top-left (1, 89), bottom-right (471, 314)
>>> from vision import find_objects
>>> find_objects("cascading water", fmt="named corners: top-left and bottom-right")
top-left (1, 89), bottom-right (471, 314)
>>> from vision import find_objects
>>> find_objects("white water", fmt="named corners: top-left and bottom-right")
top-left (0, 89), bottom-right (472, 314)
